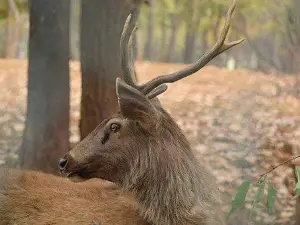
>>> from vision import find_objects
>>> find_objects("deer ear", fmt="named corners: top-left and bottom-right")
top-left (116, 78), bottom-right (158, 126)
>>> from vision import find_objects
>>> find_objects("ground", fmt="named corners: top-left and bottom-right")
top-left (1, 59), bottom-right (300, 224)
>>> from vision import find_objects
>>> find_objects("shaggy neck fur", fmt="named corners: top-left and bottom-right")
top-left (121, 111), bottom-right (225, 225)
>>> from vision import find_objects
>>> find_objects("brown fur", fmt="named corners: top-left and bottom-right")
top-left (0, 169), bottom-right (149, 225)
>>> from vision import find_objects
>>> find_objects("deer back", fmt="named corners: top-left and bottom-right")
top-left (0, 169), bottom-right (150, 225)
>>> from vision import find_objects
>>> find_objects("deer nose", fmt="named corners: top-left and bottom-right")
top-left (58, 158), bottom-right (68, 171)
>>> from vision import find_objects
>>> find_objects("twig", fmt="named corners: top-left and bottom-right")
top-left (254, 155), bottom-right (300, 181)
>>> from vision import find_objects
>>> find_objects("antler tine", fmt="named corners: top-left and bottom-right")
top-left (147, 84), bottom-right (168, 99)
top-left (140, 0), bottom-right (245, 95)
top-left (128, 26), bottom-right (138, 83)
top-left (120, 8), bottom-right (139, 88)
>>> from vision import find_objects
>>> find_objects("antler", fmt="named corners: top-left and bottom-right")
top-left (120, 9), bottom-right (139, 88)
top-left (120, 7), bottom-right (169, 98)
top-left (120, 0), bottom-right (245, 99)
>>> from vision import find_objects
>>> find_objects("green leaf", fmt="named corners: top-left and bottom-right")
top-left (252, 175), bottom-right (266, 209)
top-left (292, 167), bottom-right (300, 199)
top-left (266, 183), bottom-right (276, 214)
top-left (295, 166), bottom-right (300, 181)
top-left (295, 181), bottom-right (300, 190)
top-left (293, 187), bottom-right (300, 200)
top-left (228, 180), bottom-right (251, 217)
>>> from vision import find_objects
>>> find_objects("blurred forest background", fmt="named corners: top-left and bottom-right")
top-left (0, 0), bottom-right (300, 224)
top-left (1, 0), bottom-right (300, 73)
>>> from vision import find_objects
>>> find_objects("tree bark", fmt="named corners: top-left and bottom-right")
top-left (144, 0), bottom-right (154, 61)
top-left (136, 26), bottom-right (143, 61)
top-left (183, 0), bottom-right (201, 64)
top-left (284, 6), bottom-right (300, 73)
top-left (183, 29), bottom-right (196, 63)
top-left (4, 1), bottom-right (14, 58)
top-left (163, 0), bottom-right (181, 62)
top-left (3, 0), bottom-right (23, 58)
top-left (159, 9), bottom-right (167, 61)
top-left (20, 0), bottom-right (70, 174)
top-left (80, 0), bottom-right (142, 139)
top-left (295, 0), bottom-right (300, 33)
top-left (70, 0), bottom-right (80, 60)
top-left (164, 16), bottom-right (180, 62)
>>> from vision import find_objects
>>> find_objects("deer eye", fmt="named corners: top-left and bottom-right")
top-left (110, 123), bottom-right (120, 132)
top-left (101, 123), bottom-right (120, 145)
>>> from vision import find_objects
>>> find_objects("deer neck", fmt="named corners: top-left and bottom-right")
top-left (122, 134), bottom-right (218, 225)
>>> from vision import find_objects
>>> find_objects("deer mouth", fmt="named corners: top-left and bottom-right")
top-left (64, 166), bottom-right (90, 181)
top-left (66, 167), bottom-right (88, 178)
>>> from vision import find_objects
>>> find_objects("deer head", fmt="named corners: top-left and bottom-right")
top-left (59, 76), bottom-right (166, 184)
top-left (59, 2), bottom-right (244, 220)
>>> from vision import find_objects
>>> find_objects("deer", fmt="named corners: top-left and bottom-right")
top-left (0, 1), bottom-right (244, 225)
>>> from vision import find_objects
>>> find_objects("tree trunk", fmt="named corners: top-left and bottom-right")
top-left (183, 29), bottom-right (196, 63)
top-left (132, 19), bottom-right (139, 62)
top-left (183, 0), bottom-right (201, 64)
top-left (295, 0), bottom-right (300, 33)
top-left (70, 0), bottom-right (80, 60)
top-left (159, 9), bottom-right (167, 61)
top-left (144, 0), bottom-right (154, 61)
top-left (183, 1), bottom-right (193, 64)
top-left (293, 0), bottom-right (300, 73)
top-left (80, 0), bottom-right (142, 139)
top-left (20, 0), bottom-right (70, 174)
top-left (164, 17), bottom-right (179, 62)
top-left (4, 1), bottom-right (14, 58)
top-left (3, 0), bottom-right (23, 58)
top-left (136, 27), bottom-right (143, 61)
top-left (284, 5), bottom-right (300, 73)
top-left (212, 13), bottom-right (223, 67)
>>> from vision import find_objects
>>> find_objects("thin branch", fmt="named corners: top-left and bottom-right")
top-left (254, 155), bottom-right (300, 181)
